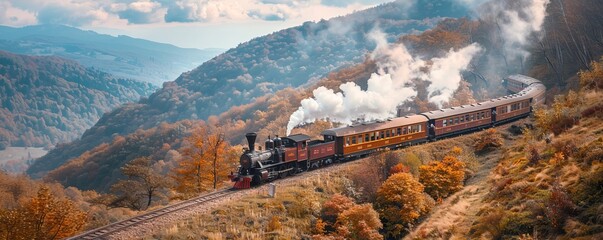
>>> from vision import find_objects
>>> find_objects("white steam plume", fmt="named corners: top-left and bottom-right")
top-left (490, 0), bottom-right (551, 61)
top-left (286, 31), bottom-right (422, 135)
top-left (425, 43), bottom-right (483, 107)
top-left (286, 29), bottom-right (483, 135)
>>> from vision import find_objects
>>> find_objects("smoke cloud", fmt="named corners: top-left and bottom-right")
top-left (482, 0), bottom-right (550, 62)
top-left (286, 29), bottom-right (483, 135)
top-left (426, 43), bottom-right (483, 106)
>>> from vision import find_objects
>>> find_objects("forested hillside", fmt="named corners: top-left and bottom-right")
top-left (0, 51), bottom-right (156, 148)
top-left (0, 24), bottom-right (222, 86)
top-left (28, 0), bottom-right (474, 179)
top-left (30, 0), bottom-right (603, 190)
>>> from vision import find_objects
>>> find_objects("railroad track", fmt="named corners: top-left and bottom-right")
top-left (68, 189), bottom-right (236, 240)
top-left (68, 119), bottom-right (529, 239)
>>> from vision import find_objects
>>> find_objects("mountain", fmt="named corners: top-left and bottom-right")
top-left (0, 24), bottom-right (223, 86)
top-left (0, 50), bottom-right (156, 148)
top-left (26, 0), bottom-right (474, 180)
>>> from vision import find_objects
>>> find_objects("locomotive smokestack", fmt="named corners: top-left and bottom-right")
top-left (245, 133), bottom-right (257, 152)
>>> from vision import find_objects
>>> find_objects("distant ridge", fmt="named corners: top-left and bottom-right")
top-left (0, 50), bottom-right (156, 148)
top-left (0, 24), bottom-right (223, 86)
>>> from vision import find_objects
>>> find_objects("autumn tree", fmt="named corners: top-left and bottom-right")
top-left (110, 156), bottom-right (169, 210)
top-left (335, 204), bottom-right (383, 240)
top-left (320, 194), bottom-right (355, 231)
top-left (172, 127), bottom-right (239, 198)
top-left (474, 128), bottom-right (503, 152)
top-left (375, 173), bottom-right (432, 238)
top-left (0, 186), bottom-right (87, 240)
top-left (349, 150), bottom-right (400, 202)
top-left (419, 155), bottom-right (466, 200)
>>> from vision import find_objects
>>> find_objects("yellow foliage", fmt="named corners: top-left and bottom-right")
top-left (171, 127), bottom-right (239, 198)
top-left (375, 173), bottom-right (431, 238)
top-left (0, 186), bottom-right (87, 240)
top-left (419, 155), bottom-right (466, 199)
top-left (579, 57), bottom-right (603, 90)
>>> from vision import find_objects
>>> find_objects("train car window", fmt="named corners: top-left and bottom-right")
top-left (370, 132), bottom-right (375, 141)
top-left (302, 141), bottom-right (307, 149)
top-left (386, 130), bottom-right (391, 138)
top-left (403, 127), bottom-right (407, 135)
top-left (346, 137), bottom-right (350, 146)
top-left (391, 129), bottom-right (395, 136)
top-left (380, 131), bottom-right (385, 139)
top-left (455, 117), bottom-right (459, 124)
top-left (449, 118), bottom-right (454, 125)
top-left (358, 135), bottom-right (363, 144)
top-left (397, 128), bottom-right (401, 135)
top-left (351, 136), bottom-right (357, 145)
top-left (365, 134), bottom-right (369, 142)
top-left (460, 116), bottom-right (464, 123)
top-left (418, 124), bottom-right (422, 132)
top-left (465, 115), bottom-right (469, 121)
top-left (443, 119), bottom-right (447, 127)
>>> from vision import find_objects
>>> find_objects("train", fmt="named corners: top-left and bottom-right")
top-left (229, 74), bottom-right (546, 189)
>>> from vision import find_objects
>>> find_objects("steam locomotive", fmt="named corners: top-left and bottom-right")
top-left (229, 74), bottom-right (546, 189)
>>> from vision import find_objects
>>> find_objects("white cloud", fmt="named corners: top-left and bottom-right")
top-left (0, 0), bottom-right (380, 27)
top-left (0, 2), bottom-right (37, 26)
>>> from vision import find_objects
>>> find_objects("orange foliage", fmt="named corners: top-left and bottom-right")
top-left (320, 194), bottom-right (355, 228)
top-left (375, 173), bottom-right (431, 238)
top-left (389, 163), bottom-right (410, 176)
top-left (419, 155), bottom-right (466, 200)
top-left (474, 129), bottom-right (503, 152)
top-left (171, 127), bottom-right (239, 198)
top-left (0, 186), bottom-right (87, 239)
top-left (335, 204), bottom-right (383, 240)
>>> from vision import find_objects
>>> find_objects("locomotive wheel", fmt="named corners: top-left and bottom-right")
top-left (251, 175), bottom-right (262, 186)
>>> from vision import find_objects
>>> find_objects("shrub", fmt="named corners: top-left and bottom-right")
top-left (474, 129), bottom-right (503, 153)
top-left (579, 57), bottom-right (603, 90)
top-left (400, 152), bottom-right (422, 176)
top-left (527, 145), bottom-right (541, 166)
top-left (534, 92), bottom-right (582, 136)
top-left (375, 173), bottom-right (431, 238)
top-left (335, 204), bottom-right (383, 240)
top-left (419, 156), bottom-right (466, 200)
top-left (320, 194), bottom-right (355, 230)
top-left (545, 184), bottom-right (577, 232)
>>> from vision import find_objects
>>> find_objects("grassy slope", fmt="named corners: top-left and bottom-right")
top-left (144, 90), bottom-right (603, 239)
top-left (408, 91), bottom-right (603, 239)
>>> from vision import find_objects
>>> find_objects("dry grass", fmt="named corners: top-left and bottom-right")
top-left (150, 164), bottom-right (356, 239)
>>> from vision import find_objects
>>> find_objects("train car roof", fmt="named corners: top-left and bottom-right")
top-left (506, 74), bottom-right (541, 86)
top-left (321, 115), bottom-right (428, 137)
top-left (284, 134), bottom-right (311, 142)
top-left (421, 83), bottom-right (544, 119)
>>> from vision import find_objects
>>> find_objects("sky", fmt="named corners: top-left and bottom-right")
top-left (0, 0), bottom-right (395, 50)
